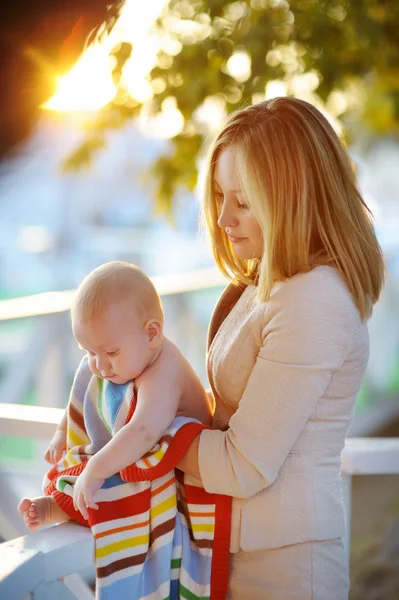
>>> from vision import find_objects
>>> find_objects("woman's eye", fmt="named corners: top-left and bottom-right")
top-left (215, 191), bottom-right (224, 203)
top-left (238, 201), bottom-right (249, 209)
top-left (107, 350), bottom-right (119, 357)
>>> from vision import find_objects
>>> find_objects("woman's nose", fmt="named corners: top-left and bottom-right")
top-left (217, 202), bottom-right (238, 229)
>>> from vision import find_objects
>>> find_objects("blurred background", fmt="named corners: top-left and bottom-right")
top-left (0, 1), bottom-right (398, 597)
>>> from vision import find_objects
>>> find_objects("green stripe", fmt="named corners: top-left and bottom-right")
top-left (180, 584), bottom-right (210, 600)
top-left (96, 378), bottom-right (112, 434)
top-left (171, 558), bottom-right (182, 569)
top-left (58, 479), bottom-right (67, 492)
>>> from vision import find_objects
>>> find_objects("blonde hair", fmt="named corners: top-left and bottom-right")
top-left (71, 261), bottom-right (164, 325)
top-left (203, 96), bottom-right (385, 320)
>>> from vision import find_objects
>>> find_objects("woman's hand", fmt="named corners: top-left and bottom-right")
top-left (177, 433), bottom-right (201, 481)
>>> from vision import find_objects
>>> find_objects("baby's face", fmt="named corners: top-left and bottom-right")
top-left (72, 304), bottom-right (151, 385)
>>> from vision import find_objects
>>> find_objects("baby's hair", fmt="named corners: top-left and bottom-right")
top-left (71, 262), bottom-right (164, 325)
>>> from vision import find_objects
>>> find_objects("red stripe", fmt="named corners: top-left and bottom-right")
top-left (88, 487), bottom-right (152, 527)
top-left (120, 422), bottom-right (210, 482)
top-left (44, 461), bottom-right (87, 496)
top-left (52, 487), bottom-right (89, 527)
top-left (185, 482), bottom-right (220, 505)
top-left (210, 493), bottom-right (232, 599)
top-left (125, 395), bottom-right (137, 424)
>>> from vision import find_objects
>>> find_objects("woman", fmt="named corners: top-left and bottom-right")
top-left (177, 97), bottom-right (385, 599)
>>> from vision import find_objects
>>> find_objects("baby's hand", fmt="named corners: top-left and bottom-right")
top-left (44, 429), bottom-right (67, 464)
top-left (73, 467), bottom-right (104, 520)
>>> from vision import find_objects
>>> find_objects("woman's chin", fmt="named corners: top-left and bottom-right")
top-left (233, 248), bottom-right (259, 260)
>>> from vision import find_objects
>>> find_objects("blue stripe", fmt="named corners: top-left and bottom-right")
top-left (102, 473), bottom-right (125, 489)
top-left (170, 579), bottom-right (180, 599)
top-left (104, 380), bottom-right (134, 430)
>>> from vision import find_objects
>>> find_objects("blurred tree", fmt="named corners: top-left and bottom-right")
top-left (22, 0), bottom-right (399, 211)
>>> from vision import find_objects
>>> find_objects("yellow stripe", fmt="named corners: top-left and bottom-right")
top-left (68, 427), bottom-right (86, 447)
top-left (150, 494), bottom-right (176, 520)
top-left (152, 448), bottom-right (165, 462)
top-left (192, 524), bottom-right (214, 533)
top-left (96, 534), bottom-right (149, 559)
top-left (63, 449), bottom-right (79, 467)
top-left (64, 452), bottom-right (80, 469)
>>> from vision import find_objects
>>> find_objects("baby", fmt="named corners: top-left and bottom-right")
top-left (18, 261), bottom-right (213, 529)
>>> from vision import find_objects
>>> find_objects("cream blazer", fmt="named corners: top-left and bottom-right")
top-left (197, 266), bottom-right (369, 552)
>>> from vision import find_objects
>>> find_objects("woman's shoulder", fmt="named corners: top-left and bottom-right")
top-left (274, 266), bottom-right (354, 304)
top-left (278, 265), bottom-right (347, 292)
top-left (265, 266), bottom-right (361, 328)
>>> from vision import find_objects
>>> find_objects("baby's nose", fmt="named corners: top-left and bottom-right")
top-left (96, 356), bottom-right (110, 371)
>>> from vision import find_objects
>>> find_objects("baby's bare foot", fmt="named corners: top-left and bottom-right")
top-left (18, 496), bottom-right (69, 531)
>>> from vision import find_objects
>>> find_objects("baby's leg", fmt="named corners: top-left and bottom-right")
top-left (18, 496), bottom-right (70, 531)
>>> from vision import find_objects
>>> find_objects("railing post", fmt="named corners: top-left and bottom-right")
top-left (36, 313), bottom-right (69, 410)
top-left (0, 470), bottom-right (26, 540)
top-left (0, 522), bottom-right (95, 599)
top-left (35, 313), bottom-right (69, 464)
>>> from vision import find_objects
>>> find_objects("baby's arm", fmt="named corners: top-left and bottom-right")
top-left (44, 409), bottom-right (68, 464)
top-left (91, 375), bottom-right (180, 476)
top-left (73, 362), bottom-right (182, 517)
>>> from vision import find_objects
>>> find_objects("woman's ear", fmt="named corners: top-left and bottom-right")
top-left (144, 319), bottom-right (163, 346)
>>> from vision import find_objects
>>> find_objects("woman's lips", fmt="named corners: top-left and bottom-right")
top-left (228, 235), bottom-right (247, 243)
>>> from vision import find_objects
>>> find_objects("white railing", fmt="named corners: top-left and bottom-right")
top-left (0, 268), bottom-right (227, 322)
top-left (0, 435), bottom-right (398, 600)
top-left (0, 521), bottom-right (95, 600)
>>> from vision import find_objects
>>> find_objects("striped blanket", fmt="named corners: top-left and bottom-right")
top-left (43, 357), bottom-right (231, 599)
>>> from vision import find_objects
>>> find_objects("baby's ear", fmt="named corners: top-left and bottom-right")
top-left (144, 319), bottom-right (163, 346)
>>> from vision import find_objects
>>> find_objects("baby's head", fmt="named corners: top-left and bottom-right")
top-left (71, 261), bottom-right (164, 384)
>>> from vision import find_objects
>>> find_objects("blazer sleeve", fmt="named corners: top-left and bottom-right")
top-left (198, 273), bottom-right (355, 498)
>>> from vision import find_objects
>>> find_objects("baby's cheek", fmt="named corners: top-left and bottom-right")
top-left (116, 358), bottom-right (126, 374)
top-left (87, 356), bottom-right (98, 375)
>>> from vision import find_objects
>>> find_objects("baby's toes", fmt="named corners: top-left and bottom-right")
top-left (17, 497), bottom-right (32, 517)
top-left (27, 503), bottom-right (38, 521)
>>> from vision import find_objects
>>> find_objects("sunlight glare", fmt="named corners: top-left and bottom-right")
top-left (225, 51), bottom-right (252, 83)
top-left (44, 0), bottom-right (168, 113)
top-left (194, 96), bottom-right (227, 131)
top-left (265, 80), bottom-right (287, 99)
top-left (290, 71), bottom-right (320, 95)
top-left (139, 97), bottom-right (184, 139)
top-left (45, 46), bottom-right (117, 111)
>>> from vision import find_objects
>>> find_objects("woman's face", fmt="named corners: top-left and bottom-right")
top-left (214, 146), bottom-right (263, 260)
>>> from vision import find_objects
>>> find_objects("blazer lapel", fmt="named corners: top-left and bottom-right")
top-left (207, 281), bottom-right (247, 351)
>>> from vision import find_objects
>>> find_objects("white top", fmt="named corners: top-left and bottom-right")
top-left (198, 266), bottom-right (369, 551)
